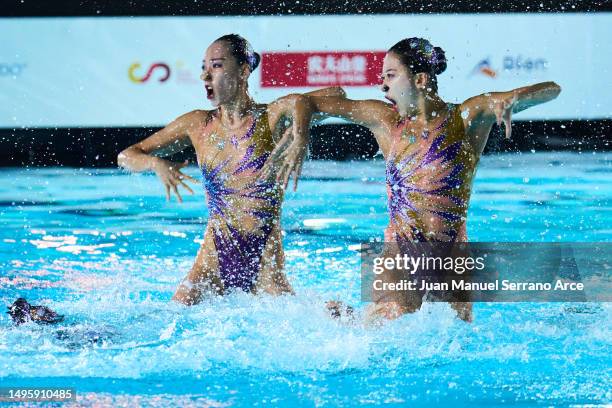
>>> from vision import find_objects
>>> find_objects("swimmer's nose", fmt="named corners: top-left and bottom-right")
top-left (200, 71), bottom-right (212, 81)
top-left (381, 84), bottom-right (389, 93)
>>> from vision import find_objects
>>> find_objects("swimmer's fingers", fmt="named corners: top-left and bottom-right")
top-left (261, 155), bottom-right (281, 180)
top-left (165, 184), bottom-right (171, 202)
top-left (260, 162), bottom-right (274, 180)
top-left (503, 92), bottom-right (518, 139)
top-left (176, 171), bottom-right (198, 184)
top-left (262, 143), bottom-right (291, 180)
top-left (274, 150), bottom-right (296, 189)
top-left (261, 142), bottom-right (286, 179)
top-left (289, 150), bottom-right (306, 191)
top-left (264, 128), bottom-right (297, 179)
top-left (493, 92), bottom-right (517, 139)
top-left (282, 164), bottom-right (292, 190)
top-left (173, 161), bottom-right (198, 184)
top-left (275, 161), bottom-right (287, 185)
top-left (277, 126), bottom-right (294, 149)
top-left (503, 107), bottom-right (513, 139)
top-left (493, 101), bottom-right (504, 127)
top-left (292, 159), bottom-right (304, 191)
top-left (178, 180), bottom-right (195, 195)
top-left (261, 152), bottom-right (279, 178)
top-left (274, 160), bottom-right (291, 190)
top-left (172, 183), bottom-right (183, 203)
top-left (168, 175), bottom-right (193, 198)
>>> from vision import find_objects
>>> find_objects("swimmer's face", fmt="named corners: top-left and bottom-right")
top-left (380, 52), bottom-right (419, 116)
top-left (201, 41), bottom-right (250, 107)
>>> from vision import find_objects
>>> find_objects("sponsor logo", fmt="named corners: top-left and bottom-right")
top-left (129, 62), bottom-right (171, 83)
top-left (128, 61), bottom-right (198, 84)
top-left (0, 63), bottom-right (27, 77)
top-left (470, 58), bottom-right (497, 78)
top-left (261, 51), bottom-right (385, 87)
top-left (470, 55), bottom-right (548, 78)
top-left (502, 55), bottom-right (548, 73)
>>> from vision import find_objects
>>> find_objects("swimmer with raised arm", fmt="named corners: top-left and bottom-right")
top-left (270, 37), bottom-right (561, 322)
top-left (118, 34), bottom-right (341, 305)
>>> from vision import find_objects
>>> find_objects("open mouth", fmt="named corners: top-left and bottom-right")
top-left (384, 96), bottom-right (396, 106)
top-left (205, 85), bottom-right (214, 100)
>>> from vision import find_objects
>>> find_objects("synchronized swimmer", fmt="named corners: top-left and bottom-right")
top-left (275, 37), bottom-right (561, 322)
top-left (117, 34), bottom-right (338, 304)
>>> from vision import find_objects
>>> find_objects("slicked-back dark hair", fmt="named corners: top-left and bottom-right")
top-left (214, 34), bottom-right (261, 72)
top-left (388, 37), bottom-right (447, 91)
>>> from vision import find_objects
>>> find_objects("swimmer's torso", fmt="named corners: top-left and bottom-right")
top-left (190, 107), bottom-right (284, 292)
top-left (384, 104), bottom-right (478, 243)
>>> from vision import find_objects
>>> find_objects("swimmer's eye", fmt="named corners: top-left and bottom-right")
top-left (212, 62), bottom-right (223, 68)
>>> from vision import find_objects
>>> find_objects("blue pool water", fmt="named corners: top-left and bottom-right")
top-left (0, 152), bottom-right (610, 407)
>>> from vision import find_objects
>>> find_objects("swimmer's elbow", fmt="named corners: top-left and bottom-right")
top-left (335, 87), bottom-right (347, 98)
top-left (117, 151), bottom-right (126, 167)
top-left (117, 149), bottom-right (132, 169)
top-left (322, 86), bottom-right (346, 98)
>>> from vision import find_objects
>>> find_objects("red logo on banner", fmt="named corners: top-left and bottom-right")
top-left (261, 51), bottom-right (385, 87)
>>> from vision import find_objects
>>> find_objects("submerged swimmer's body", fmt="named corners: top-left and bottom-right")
top-left (7, 298), bottom-right (64, 325)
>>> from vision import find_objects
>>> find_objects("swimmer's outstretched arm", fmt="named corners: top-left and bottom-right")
top-left (305, 86), bottom-right (347, 98)
top-left (262, 87), bottom-right (347, 190)
top-left (307, 95), bottom-right (398, 155)
top-left (117, 110), bottom-right (203, 202)
top-left (263, 94), bottom-right (398, 186)
top-left (461, 81), bottom-right (562, 141)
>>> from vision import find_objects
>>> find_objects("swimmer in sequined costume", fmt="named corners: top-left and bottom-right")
top-left (119, 34), bottom-right (342, 304)
top-left (198, 108), bottom-right (281, 292)
top-left (275, 37), bottom-right (561, 321)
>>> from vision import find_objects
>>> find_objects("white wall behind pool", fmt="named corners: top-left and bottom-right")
top-left (1, 13), bottom-right (610, 127)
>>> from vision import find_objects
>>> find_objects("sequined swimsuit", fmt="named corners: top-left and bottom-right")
top-left (385, 104), bottom-right (476, 243)
top-left (199, 109), bottom-right (281, 292)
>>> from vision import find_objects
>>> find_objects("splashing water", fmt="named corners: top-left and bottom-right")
top-left (0, 153), bottom-right (610, 406)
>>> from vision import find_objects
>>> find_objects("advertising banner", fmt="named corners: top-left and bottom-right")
top-left (1, 13), bottom-right (610, 127)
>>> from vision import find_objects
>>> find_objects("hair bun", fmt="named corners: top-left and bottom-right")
top-left (251, 52), bottom-right (261, 71)
top-left (432, 46), bottom-right (447, 75)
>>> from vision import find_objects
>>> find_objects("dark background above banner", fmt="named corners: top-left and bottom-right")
top-left (1, 120), bottom-right (611, 167)
top-left (3, 0), bottom-right (611, 17)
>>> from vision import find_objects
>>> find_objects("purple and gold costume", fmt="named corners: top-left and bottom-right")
top-left (385, 104), bottom-right (476, 243)
top-left (200, 109), bottom-right (281, 292)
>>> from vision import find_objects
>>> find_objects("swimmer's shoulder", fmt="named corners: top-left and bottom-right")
top-left (180, 109), bottom-right (214, 124)
top-left (175, 109), bottom-right (217, 134)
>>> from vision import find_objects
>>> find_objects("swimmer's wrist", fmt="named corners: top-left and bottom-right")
top-left (149, 156), bottom-right (164, 172)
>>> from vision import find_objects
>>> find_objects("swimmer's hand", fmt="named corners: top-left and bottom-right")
top-left (262, 127), bottom-right (309, 192)
top-left (263, 94), bottom-right (313, 191)
top-left (152, 158), bottom-right (198, 203)
top-left (491, 91), bottom-right (518, 139)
